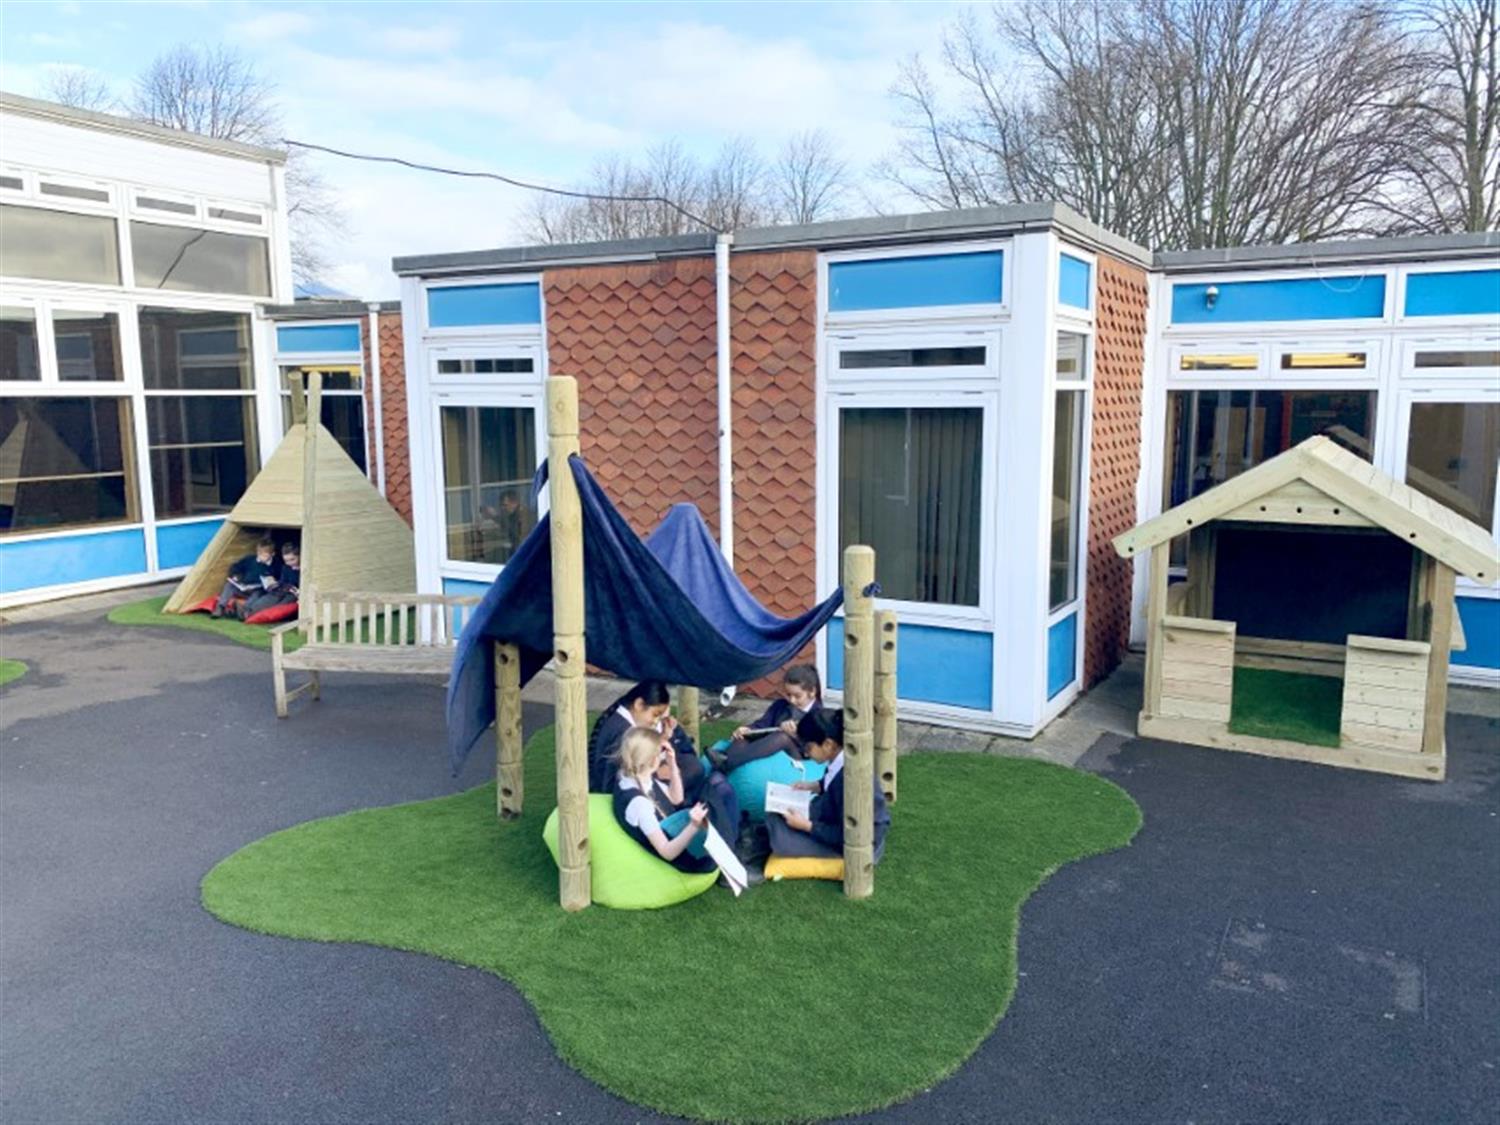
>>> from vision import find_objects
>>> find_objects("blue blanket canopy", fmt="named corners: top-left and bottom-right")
top-left (444, 455), bottom-right (843, 774)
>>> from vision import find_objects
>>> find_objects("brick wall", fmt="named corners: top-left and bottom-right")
top-left (376, 310), bottom-right (414, 526)
top-left (1084, 254), bottom-right (1149, 687)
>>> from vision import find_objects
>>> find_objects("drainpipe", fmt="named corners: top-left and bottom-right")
top-left (367, 304), bottom-right (387, 496)
top-left (715, 232), bottom-right (734, 567)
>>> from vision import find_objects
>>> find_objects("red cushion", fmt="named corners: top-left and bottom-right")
top-left (187, 596), bottom-right (217, 614)
top-left (244, 601), bottom-right (299, 625)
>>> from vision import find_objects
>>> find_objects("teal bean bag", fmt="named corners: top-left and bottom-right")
top-left (727, 751), bottom-right (827, 821)
top-left (541, 795), bottom-right (717, 910)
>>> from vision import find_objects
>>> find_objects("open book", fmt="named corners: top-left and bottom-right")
top-left (701, 824), bottom-right (749, 896)
top-left (764, 782), bottom-right (814, 820)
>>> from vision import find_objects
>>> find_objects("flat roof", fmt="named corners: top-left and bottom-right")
top-left (261, 300), bottom-right (400, 320)
top-left (1156, 231), bottom-right (1500, 272)
top-left (392, 201), bottom-right (1155, 276)
top-left (0, 90), bottom-right (286, 164)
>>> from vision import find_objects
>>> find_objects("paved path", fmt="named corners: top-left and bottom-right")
top-left (2, 602), bottom-right (1496, 1123)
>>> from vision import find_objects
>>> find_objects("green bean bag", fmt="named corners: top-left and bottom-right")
top-left (541, 795), bottom-right (717, 910)
top-left (727, 751), bottom-right (827, 821)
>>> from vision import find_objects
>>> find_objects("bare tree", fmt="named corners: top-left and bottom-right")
top-left (885, 0), bottom-right (1424, 250)
top-left (127, 44), bottom-right (345, 285)
top-left (701, 137), bottom-right (768, 230)
top-left (1394, 0), bottom-right (1500, 232)
top-left (44, 68), bottom-right (116, 113)
top-left (771, 129), bottom-right (850, 223)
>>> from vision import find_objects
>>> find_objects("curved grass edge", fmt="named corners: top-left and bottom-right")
top-left (108, 595), bottom-right (297, 652)
top-left (201, 745), bottom-right (1141, 1123)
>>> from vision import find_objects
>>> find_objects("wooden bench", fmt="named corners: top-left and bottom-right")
top-left (270, 590), bottom-right (482, 718)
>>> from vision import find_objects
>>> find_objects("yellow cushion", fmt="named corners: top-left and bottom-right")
top-left (765, 854), bottom-right (844, 882)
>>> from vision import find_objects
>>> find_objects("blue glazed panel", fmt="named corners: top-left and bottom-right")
top-left (1452, 596), bottom-right (1500, 671)
top-left (1047, 612), bottom-right (1078, 699)
top-left (1404, 269), bottom-right (1500, 318)
top-left (156, 519), bottom-right (224, 569)
top-left (827, 618), bottom-right (993, 710)
top-left (275, 323), bottom-right (362, 354)
top-left (0, 528), bottom-right (148, 594)
top-left (442, 578), bottom-right (493, 599)
top-left (1171, 276), bottom-right (1386, 324)
top-left (427, 283), bottom-right (542, 328)
top-left (1058, 253), bottom-right (1092, 310)
top-left (828, 251), bottom-right (1003, 312)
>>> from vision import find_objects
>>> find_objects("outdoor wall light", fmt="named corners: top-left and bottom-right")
top-left (1205, 284), bottom-right (1220, 310)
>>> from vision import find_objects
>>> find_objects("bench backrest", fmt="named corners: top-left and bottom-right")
top-left (302, 589), bottom-right (483, 648)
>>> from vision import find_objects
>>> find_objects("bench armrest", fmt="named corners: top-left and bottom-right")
top-left (268, 621), bottom-right (303, 637)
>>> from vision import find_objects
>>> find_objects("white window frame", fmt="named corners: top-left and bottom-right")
top-left (420, 274), bottom-right (546, 340)
top-left (820, 384), bottom-right (999, 629)
top-left (428, 340), bottom-right (545, 387)
top-left (1167, 340), bottom-right (1269, 384)
top-left (427, 389), bottom-right (549, 583)
top-left (1400, 335), bottom-right (1500, 381)
top-left (1271, 339), bottom-right (1384, 383)
top-left (825, 325), bottom-right (999, 387)
top-left (820, 239), bottom-right (1013, 330)
top-left (1055, 243), bottom-right (1097, 327)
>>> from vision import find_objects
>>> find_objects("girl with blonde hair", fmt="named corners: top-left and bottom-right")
top-left (611, 727), bottom-right (714, 872)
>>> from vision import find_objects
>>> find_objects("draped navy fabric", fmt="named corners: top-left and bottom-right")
top-left (445, 456), bottom-right (843, 774)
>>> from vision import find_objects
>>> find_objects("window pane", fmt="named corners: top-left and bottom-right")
top-left (838, 346), bottom-right (985, 369)
top-left (40, 181), bottom-right (110, 203)
top-left (280, 394), bottom-right (368, 473)
top-left (1280, 351), bottom-right (1366, 370)
top-left (439, 406), bottom-right (538, 565)
top-left (1057, 331), bottom-right (1087, 380)
top-left (1166, 389), bottom-right (1375, 508)
top-left (54, 311), bottom-right (123, 382)
top-left (207, 206), bottom-right (261, 224)
top-left (1414, 350), bottom-right (1500, 369)
top-left (1406, 402), bottom-right (1500, 528)
top-left (0, 204), bottom-right (120, 285)
top-left (145, 395), bottom-right (257, 518)
top-left (435, 357), bottom-right (535, 375)
top-left (280, 364), bottom-right (361, 392)
top-left (137, 196), bottom-right (196, 215)
top-left (1, 306), bottom-right (40, 380)
top-left (129, 221), bottom-right (270, 296)
top-left (139, 308), bottom-right (252, 389)
top-left (1050, 391), bottom-right (1084, 610)
top-left (1179, 353), bottom-right (1258, 371)
top-left (839, 407), bottom-right (983, 606)
top-left (0, 397), bottom-right (137, 532)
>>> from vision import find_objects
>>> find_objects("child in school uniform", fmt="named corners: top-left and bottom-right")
top-left (212, 536), bottom-right (278, 618)
top-left (765, 707), bottom-right (891, 862)
top-left (611, 727), bottom-right (714, 874)
top-left (240, 542), bottom-right (300, 619)
top-left (720, 664), bottom-right (822, 772)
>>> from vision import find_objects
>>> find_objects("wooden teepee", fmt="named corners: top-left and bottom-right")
top-left (163, 372), bottom-right (414, 613)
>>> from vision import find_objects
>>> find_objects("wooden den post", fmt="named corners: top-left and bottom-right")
top-left (1141, 540), bottom-right (1170, 720)
top-left (678, 686), bottom-right (700, 750)
top-left (1421, 562), bottom-right (1456, 757)
top-left (874, 609), bottom-right (898, 803)
top-left (300, 370), bottom-right (322, 611)
top-left (842, 545), bottom-right (876, 900)
top-left (495, 642), bottom-right (523, 819)
top-left (548, 376), bottom-right (590, 911)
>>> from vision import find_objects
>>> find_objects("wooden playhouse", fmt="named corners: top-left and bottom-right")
top-left (1114, 436), bottom-right (1499, 781)
top-left (163, 375), bottom-right (415, 615)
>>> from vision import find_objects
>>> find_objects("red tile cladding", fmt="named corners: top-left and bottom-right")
top-left (1084, 254), bottom-right (1148, 688)
top-left (376, 310), bottom-right (414, 526)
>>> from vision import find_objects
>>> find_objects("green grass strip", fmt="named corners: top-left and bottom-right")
top-left (202, 721), bottom-right (1140, 1122)
top-left (108, 595), bottom-right (300, 652)
top-left (1229, 666), bottom-right (1343, 747)
top-left (0, 659), bottom-right (27, 687)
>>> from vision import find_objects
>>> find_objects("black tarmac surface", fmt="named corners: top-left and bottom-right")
top-left (2, 605), bottom-right (1497, 1124)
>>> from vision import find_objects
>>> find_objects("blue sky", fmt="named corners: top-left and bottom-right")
top-left (1, 1), bottom-right (970, 297)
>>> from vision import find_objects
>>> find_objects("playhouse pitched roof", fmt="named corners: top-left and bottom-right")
top-left (1113, 436), bottom-right (1500, 584)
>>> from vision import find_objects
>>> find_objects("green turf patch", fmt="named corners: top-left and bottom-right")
top-left (108, 595), bottom-right (300, 652)
top-left (1228, 666), bottom-right (1343, 747)
top-left (202, 721), bottom-right (1140, 1122)
top-left (0, 659), bottom-right (27, 686)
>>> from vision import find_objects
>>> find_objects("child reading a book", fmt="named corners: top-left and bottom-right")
top-left (611, 727), bottom-right (714, 873)
top-left (765, 706), bottom-right (890, 861)
top-left (211, 536), bottom-right (278, 618)
top-left (241, 542), bottom-right (300, 619)
top-left (719, 664), bottom-right (822, 772)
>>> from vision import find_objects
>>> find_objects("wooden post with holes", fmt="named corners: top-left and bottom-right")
top-left (842, 545), bottom-right (876, 899)
top-left (548, 376), bottom-right (590, 911)
top-left (874, 609), bottom-right (898, 803)
top-left (678, 686), bottom-right (700, 750)
top-left (495, 642), bottom-right (523, 819)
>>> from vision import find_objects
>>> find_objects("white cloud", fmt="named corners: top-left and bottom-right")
top-left (229, 10), bottom-right (315, 43)
top-left (365, 23), bottom-right (461, 54)
top-left (28, 31), bottom-right (80, 49)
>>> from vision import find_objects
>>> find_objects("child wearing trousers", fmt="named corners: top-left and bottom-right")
top-left (765, 707), bottom-right (890, 862)
top-left (719, 664), bottom-right (822, 772)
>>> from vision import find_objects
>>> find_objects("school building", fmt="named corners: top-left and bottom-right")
top-left (3, 89), bottom-right (1495, 734)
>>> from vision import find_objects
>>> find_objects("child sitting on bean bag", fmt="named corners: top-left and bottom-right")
top-left (765, 707), bottom-right (890, 863)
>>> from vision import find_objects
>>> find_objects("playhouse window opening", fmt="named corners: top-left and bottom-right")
top-left (1, 307), bottom-right (40, 380)
top-left (0, 396), bottom-right (139, 533)
top-left (439, 405), bottom-right (538, 567)
top-left (1405, 401), bottom-right (1500, 528)
top-left (838, 405), bottom-right (983, 606)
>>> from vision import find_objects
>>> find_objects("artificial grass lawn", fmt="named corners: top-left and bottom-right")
top-left (1228, 666), bottom-right (1344, 747)
top-left (202, 721), bottom-right (1140, 1122)
top-left (0, 659), bottom-right (27, 686)
top-left (109, 595), bottom-right (302, 652)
